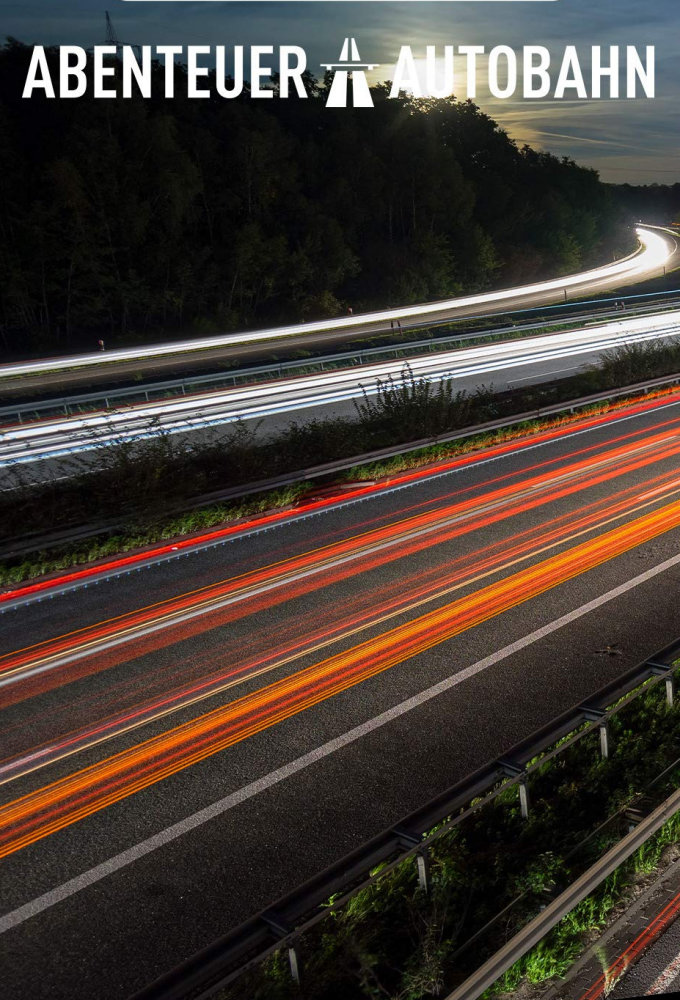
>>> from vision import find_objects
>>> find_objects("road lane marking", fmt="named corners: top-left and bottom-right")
top-left (509, 365), bottom-right (580, 384)
top-left (4, 425), bottom-right (680, 689)
top-left (646, 947), bottom-right (680, 993)
top-left (3, 550), bottom-right (680, 934)
top-left (4, 492), bottom-right (680, 860)
top-left (6, 467), bottom-right (680, 788)
top-left (4, 469), bottom-right (680, 786)
top-left (4, 392), bottom-right (680, 612)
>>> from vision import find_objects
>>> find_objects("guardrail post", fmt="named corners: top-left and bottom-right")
top-left (582, 708), bottom-right (609, 760)
top-left (624, 807), bottom-right (643, 833)
top-left (599, 722), bottom-right (609, 760)
top-left (500, 761), bottom-right (530, 819)
top-left (416, 850), bottom-right (431, 894)
top-left (648, 662), bottom-right (675, 708)
top-left (288, 944), bottom-right (301, 985)
top-left (519, 779), bottom-right (530, 820)
top-left (392, 825), bottom-right (430, 891)
top-left (261, 911), bottom-right (301, 987)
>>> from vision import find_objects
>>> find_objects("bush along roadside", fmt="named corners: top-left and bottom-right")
top-left (489, 812), bottom-right (680, 996)
top-left (212, 670), bottom-right (680, 1000)
top-left (3, 337), bottom-right (680, 587)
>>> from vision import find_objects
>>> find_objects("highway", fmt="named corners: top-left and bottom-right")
top-left (4, 302), bottom-right (680, 474)
top-left (0, 225), bottom-right (675, 397)
top-left (5, 391), bottom-right (680, 997)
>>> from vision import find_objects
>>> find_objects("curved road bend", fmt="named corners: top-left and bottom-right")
top-left (0, 226), bottom-right (676, 398)
top-left (5, 392), bottom-right (680, 996)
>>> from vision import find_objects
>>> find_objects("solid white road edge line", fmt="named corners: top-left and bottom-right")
top-left (5, 395), bottom-right (680, 615)
top-left (645, 948), bottom-right (680, 993)
top-left (3, 550), bottom-right (680, 934)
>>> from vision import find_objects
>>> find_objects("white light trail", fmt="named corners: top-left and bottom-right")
top-left (2, 304), bottom-right (680, 468)
top-left (0, 227), bottom-right (672, 382)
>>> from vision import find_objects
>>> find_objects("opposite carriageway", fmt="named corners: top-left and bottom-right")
top-left (5, 300), bottom-right (680, 470)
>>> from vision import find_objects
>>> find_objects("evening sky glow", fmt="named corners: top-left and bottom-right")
top-left (0, 0), bottom-right (677, 182)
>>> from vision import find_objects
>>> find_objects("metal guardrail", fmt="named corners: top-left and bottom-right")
top-left (0, 314), bottom-right (574, 422)
top-left (3, 291), bottom-right (680, 426)
top-left (446, 782), bottom-right (680, 1000)
top-left (5, 369), bottom-right (680, 562)
top-left (128, 639), bottom-right (680, 1000)
top-left (182, 368), bottom-right (680, 500)
top-left (0, 314), bottom-right (621, 424)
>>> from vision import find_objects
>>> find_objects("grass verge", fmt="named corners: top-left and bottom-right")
top-left (213, 669), bottom-right (680, 1000)
top-left (3, 337), bottom-right (680, 587)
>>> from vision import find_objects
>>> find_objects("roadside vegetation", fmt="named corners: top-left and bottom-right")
top-left (491, 812), bottom-right (680, 994)
top-left (213, 671), bottom-right (680, 1000)
top-left (598, 336), bottom-right (680, 386)
top-left (3, 339), bottom-right (680, 587)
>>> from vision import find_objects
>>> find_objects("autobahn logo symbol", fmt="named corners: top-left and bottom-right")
top-left (321, 38), bottom-right (379, 108)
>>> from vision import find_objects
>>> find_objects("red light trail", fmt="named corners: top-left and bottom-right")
top-left (4, 394), bottom-right (680, 860)
top-left (3, 385), bottom-right (680, 607)
top-left (3, 482), bottom-right (680, 858)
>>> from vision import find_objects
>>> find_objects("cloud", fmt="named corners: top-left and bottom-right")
top-left (2, 0), bottom-right (678, 183)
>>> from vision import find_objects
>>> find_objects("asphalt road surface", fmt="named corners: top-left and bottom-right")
top-left (612, 892), bottom-right (680, 996)
top-left (5, 304), bottom-right (680, 484)
top-left (544, 851), bottom-right (680, 1000)
top-left (5, 392), bottom-right (680, 997)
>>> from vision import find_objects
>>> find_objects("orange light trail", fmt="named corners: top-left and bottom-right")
top-left (3, 492), bottom-right (680, 859)
top-left (4, 462), bottom-right (680, 785)
top-left (4, 418), bottom-right (680, 693)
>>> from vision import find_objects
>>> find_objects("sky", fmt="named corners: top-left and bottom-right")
top-left (1, 0), bottom-right (678, 184)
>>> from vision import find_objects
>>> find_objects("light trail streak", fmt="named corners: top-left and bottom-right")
top-left (4, 298), bottom-right (680, 466)
top-left (4, 417), bottom-right (680, 695)
top-left (4, 386), bottom-right (679, 609)
top-left (4, 463), bottom-right (680, 787)
top-left (0, 227), bottom-right (670, 384)
top-left (576, 886), bottom-right (680, 1000)
top-left (3, 491), bottom-right (680, 859)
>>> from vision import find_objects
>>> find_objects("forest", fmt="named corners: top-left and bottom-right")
top-left (0, 38), bottom-right (677, 357)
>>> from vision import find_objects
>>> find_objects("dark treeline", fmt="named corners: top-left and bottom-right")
top-left (610, 182), bottom-right (680, 224)
top-left (0, 39), bottom-right (649, 356)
